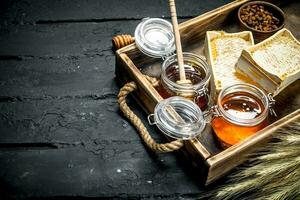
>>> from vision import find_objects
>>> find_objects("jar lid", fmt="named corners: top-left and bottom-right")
top-left (134, 18), bottom-right (176, 58)
top-left (148, 97), bottom-right (206, 140)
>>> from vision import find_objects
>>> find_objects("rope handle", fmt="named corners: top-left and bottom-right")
top-left (118, 77), bottom-right (184, 153)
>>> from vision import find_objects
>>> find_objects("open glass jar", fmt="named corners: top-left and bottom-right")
top-left (211, 84), bottom-right (275, 148)
top-left (134, 18), bottom-right (211, 111)
top-left (148, 96), bottom-right (206, 140)
top-left (135, 18), bottom-right (175, 58)
top-left (156, 53), bottom-right (211, 111)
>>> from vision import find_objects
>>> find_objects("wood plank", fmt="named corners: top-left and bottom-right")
top-left (0, 21), bottom-right (137, 57)
top-left (0, 56), bottom-right (117, 98)
top-left (0, 97), bottom-right (170, 145)
top-left (0, 146), bottom-right (205, 198)
top-left (0, 0), bottom-right (233, 24)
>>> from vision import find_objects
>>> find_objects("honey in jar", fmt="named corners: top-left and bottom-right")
top-left (211, 84), bottom-right (273, 148)
top-left (156, 53), bottom-right (211, 111)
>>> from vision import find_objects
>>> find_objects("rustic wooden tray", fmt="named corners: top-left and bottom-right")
top-left (115, 0), bottom-right (300, 185)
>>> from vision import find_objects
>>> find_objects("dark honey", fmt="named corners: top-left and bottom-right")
top-left (156, 62), bottom-right (209, 111)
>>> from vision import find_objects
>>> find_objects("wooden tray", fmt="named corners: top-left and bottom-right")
top-left (115, 0), bottom-right (300, 185)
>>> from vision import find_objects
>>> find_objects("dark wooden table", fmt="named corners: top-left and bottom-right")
top-left (0, 0), bottom-right (233, 199)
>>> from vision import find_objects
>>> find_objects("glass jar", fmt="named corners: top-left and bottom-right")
top-left (135, 18), bottom-right (175, 58)
top-left (134, 18), bottom-right (211, 111)
top-left (211, 84), bottom-right (275, 148)
top-left (148, 96), bottom-right (206, 140)
top-left (156, 53), bottom-right (211, 111)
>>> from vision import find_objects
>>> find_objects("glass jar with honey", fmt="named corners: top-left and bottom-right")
top-left (211, 84), bottom-right (275, 148)
top-left (134, 18), bottom-right (211, 111)
top-left (156, 53), bottom-right (211, 111)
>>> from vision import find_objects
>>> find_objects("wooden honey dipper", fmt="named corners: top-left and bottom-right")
top-left (169, 0), bottom-right (192, 85)
top-left (112, 34), bottom-right (134, 50)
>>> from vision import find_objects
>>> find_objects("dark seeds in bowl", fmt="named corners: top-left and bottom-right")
top-left (240, 4), bottom-right (281, 32)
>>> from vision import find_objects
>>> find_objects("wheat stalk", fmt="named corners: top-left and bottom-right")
top-left (199, 119), bottom-right (300, 200)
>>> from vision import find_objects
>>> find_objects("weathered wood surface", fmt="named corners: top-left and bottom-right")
top-left (0, 0), bottom-right (234, 199)
top-left (0, 0), bottom-right (233, 24)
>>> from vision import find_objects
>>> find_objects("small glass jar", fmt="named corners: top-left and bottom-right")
top-left (156, 53), bottom-right (211, 111)
top-left (135, 18), bottom-right (175, 58)
top-left (211, 84), bottom-right (275, 148)
top-left (148, 96), bottom-right (206, 140)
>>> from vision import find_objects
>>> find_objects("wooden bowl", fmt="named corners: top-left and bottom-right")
top-left (238, 1), bottom-right (285, 41)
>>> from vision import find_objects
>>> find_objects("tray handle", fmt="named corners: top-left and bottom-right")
top-left (118, 80), bottom-right (184, 153)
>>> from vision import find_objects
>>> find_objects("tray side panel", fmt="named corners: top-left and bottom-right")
top-left (115, 52), bottom-right (160, 113)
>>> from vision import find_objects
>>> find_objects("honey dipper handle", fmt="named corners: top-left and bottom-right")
top-left (169, 0), bottom-right (186, 81)
top-left (112, 34), bottom-right (134, 51)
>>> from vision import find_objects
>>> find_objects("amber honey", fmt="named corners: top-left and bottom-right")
top-left (157, 53), bottom-right (211, 111)
top-left (211, 84), bottom-right (271, 148)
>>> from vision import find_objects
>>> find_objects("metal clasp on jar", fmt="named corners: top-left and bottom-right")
top-left (267, 93), bottom-right (277, 117)
top-left (161, 52), bottom-right (176, 60)
top-left (195, 86), bottom-right (208, 97)
top-left (147, 114), bottom-right (156, 125)
top-left (194, 86), bottom-right (211, 104)
top-left (209, 105), bottom-right (222, 117)
top-left (201, 105), bottom-right (222, 124)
